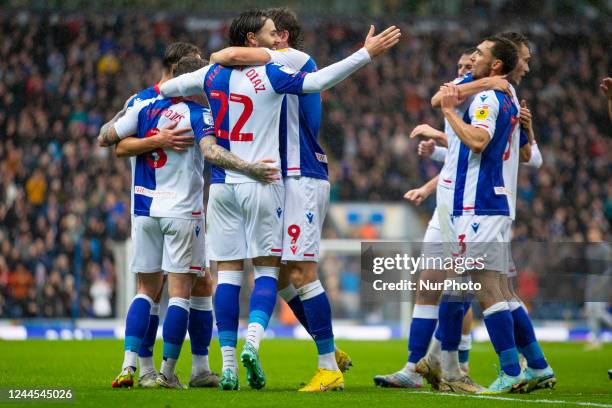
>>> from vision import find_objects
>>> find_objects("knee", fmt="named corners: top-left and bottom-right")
top-left (168, 274), bottom-right (195, 299)
top-left (191, 272), bottom-right (214, 297)
top-left (287, 262), bottom-right (318, 288)
top-left (138, 273), bottom-right (163, 299)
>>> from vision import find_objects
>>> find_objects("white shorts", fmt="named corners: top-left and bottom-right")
top-left (204, 232), bottom-right (211, 269)
top-left (281, 177), bottom-right (330, 262)
top-left (454, 215), bottom-right (511, 272)
top-left (422, 208), bottom-right (443, 260)
top-left (506, 253), bottom-right (517, 277)
top-left (207, 183), bottom-right (284, 261)
top-left (436, 185), bottom-right (460, 260)
top-left (130, 215), bottom-right (205, 275)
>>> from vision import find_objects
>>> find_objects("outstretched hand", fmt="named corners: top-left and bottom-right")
top-left (364, 25), bottom-right (401, 58)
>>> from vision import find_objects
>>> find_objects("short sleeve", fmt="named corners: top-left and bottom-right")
top-left (126, 94), bottom-right (137, 109)
top-left (114, 102), bottom-right (142, 138)
top-left (265, 63), bottom-right (306, 95)
top-left (266, 48), bottom-right (314, 73)
top-left (452, 73), bottom-right (473, 85)
top-left (468, 91), bottom-right (499, 140)
top-left (190, 106), bottom-right (215, 144)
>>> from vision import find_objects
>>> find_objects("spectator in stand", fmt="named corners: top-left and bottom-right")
top-left (0, 10), bottom-right (609, 318)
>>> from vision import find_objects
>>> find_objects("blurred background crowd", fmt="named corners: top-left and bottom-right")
top-left (0, 1), bottom-right (610, 319)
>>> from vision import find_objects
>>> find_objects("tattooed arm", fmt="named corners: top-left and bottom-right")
top-left (199, 136), bottom-right (279, 183)
top-left (97, 95), bottom-right (135, 147)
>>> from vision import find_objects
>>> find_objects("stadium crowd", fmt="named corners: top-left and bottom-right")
top-left (0, 10), bottom-right (609, 318)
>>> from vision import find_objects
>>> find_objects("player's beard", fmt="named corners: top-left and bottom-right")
top-left (472, 62), bottom-right (492, 80)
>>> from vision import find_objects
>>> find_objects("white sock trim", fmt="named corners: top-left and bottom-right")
top-left (218, 270), bottom-right (243, 286)
top-left (508, 300), bottom-right (522, 312)
top-left (190, 296), bottom-right (212, 311)
top-left (413, 304), bottom-right (439, 319)
top-left (253, 266), bottom-right (280, 280)
top-left (483, 301), bottom-right (510, 317)
top-left (150, 303), bottom-right (160, 315)
top-left (134, 293), bottom-right (154, 306)
top-left (459, 334), bottom-right (472, 351)
top-left (297, 280), bottom-right (325, 301)
top-left (278, 284), bottom-right (299, 302)
top-left (168, 297), bottom-right (190, 311)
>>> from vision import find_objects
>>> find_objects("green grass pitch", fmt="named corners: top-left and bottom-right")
top-left (0, 339), bottom-right (610, 407)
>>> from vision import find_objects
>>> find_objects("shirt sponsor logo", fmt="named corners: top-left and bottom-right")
top-left (475, 106), bottom-right (489, 120)
top-left (134, 186), bottom-right (176, 198)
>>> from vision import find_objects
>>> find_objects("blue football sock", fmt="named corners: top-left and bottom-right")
top-left (125, 294), bottom-right (153, 357)
top-left (162, 297), bottom-right (190, 361)
top-left (298, 280), bottom-right (334, 354)
top-left (215, 271), bottom-right (242, 349)
top-left (511, 304), bottom-right (548, 369)
top-left (408, 304), bottom-right (438, 364)
top-left (298, 280), bottom-right (337, 370)
top-left (278, 284), bottom-right (310, 334)
top-left (189, 296), bottom-right (213, 356)
top-left (138, 303), bottom-right (159, 359)
top-left (458, 349), bottom-right (470, 364)
top-left (438, 296), bottom-right (464, 351)
top-left (483, 302), bottom-right (521, 376)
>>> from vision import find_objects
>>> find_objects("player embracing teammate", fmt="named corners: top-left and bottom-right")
top-left (160, 9), bottom-right (400, 392)
top-left (100, 53), bottom-right (278, 389)
top-left (206, 7), bottom-right (399, 391)
top-left (376, 32), bottom-right (555, 395)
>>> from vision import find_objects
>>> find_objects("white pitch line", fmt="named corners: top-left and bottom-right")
top-left (410, 391), bottom-right (612, 408)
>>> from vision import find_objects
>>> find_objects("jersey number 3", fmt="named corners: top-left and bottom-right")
top-left (209, 91), bottom-right (253, 142)
top-left (144, 128), bottom-right (168, 168)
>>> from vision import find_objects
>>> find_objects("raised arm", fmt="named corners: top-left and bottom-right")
top-left (160, 66), bottom-right (210, 98)
top-left (301, 25), bottom-right (400, 93)
top-left (431, 76), bottom-right (511, 109)
top-left (199, 136), bottom-right (279, 183)
top-left (210, 47), bottom-right (271, 66)
top-left (441, 85), bottom-right (492, 153)
top-left (518, 99), bottom-right (534, 163)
